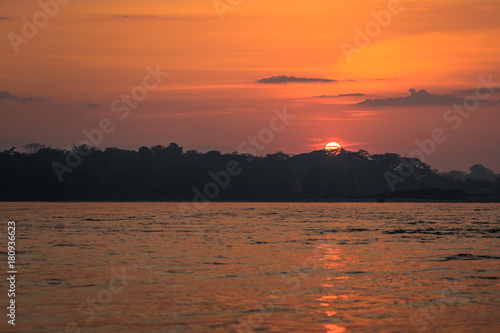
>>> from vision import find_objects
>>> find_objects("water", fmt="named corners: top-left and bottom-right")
top-left (0, 202), bottom-right (499, 332)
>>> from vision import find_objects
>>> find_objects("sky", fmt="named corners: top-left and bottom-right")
top-left (0, 0), bottom-right (499, 172)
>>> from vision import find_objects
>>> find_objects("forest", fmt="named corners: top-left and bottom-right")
top-left (0, 142), bottom-right (499, 201)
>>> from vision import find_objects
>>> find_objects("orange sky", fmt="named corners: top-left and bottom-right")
top-left (1, 0), bottom-right (499, 171)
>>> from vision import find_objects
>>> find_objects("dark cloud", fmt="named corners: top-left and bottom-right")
top-left (456, 87), bottom-right (499, 95)
top-left (358, 89), bottom-right (465, 106)
top-left (83, 103), bottom-right (102, 108)
top-left (114, 15), bottom-right (155, 19)
top-left (0, 17), bottom-right (9, 20)
top-left (0, 91), bottom-right (47, 103)
top-left (112, 15), bottom-right (215, 21)
top-left (316, 93), bottom-right (366, 98)
top-left (257, 75), bottom-right (337, 84)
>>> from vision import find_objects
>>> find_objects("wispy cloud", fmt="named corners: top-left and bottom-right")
top-left (114, 15), bottom-right (155, 19)
top-left (358, 89), bottom-right (466, 106)
top-left (257, 75), bottom-right (337, 84)
top-left (456, 87), bottom-right (500, 95)
top-left (0, 17), bottom-right (9, 20)
top-left (0, 91), bottom-right (48, 103)
top-left (471, 5), bottom-right (499, 10)
top-left (83, 102), bottom-right (102, 108)
top-left (316, 93), bottom-right (366, 98)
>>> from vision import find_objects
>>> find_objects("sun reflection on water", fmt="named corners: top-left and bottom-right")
top-left (316, 241), bottom-right (349, 332)
top-left (324, 324), bottom-right (347, 333)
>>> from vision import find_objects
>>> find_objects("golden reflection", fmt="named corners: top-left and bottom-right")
top-left (316, 241), bottom-right (348, 332)
top-left (324, 324), bottom-right (347, 333)
top-left (317, 243), bottom-right (343, 269)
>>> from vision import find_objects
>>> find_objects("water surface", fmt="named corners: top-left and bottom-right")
top-left (0, 202), bottom-right (499, 332)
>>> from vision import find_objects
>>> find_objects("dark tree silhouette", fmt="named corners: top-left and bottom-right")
top-left (0, 143), bottom-right (498, 201)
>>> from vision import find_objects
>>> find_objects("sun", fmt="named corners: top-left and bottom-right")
top-left (325, 142), bottom-right (341, 153)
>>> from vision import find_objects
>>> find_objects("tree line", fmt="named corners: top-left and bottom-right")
top-left (0, 143), bottom-right (498, 201)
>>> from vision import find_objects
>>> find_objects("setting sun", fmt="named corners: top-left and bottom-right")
top-left (325, 142), bottom-right (342, 153)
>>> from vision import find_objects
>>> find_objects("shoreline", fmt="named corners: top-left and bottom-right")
top-left (1, 196), bottom-right (499, 204)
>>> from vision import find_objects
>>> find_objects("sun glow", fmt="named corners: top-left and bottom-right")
top-left (325, 142), bottom-right (342, 153)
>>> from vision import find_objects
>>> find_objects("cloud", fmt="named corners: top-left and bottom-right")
top-left (471, 5), bottom-right (499, 10)
top-left (83, 102), bottom-right (102, 108)
top-left (114, 15), bottom-right (155, 19)
top-left (358, 89), bottom-right (465, 106)
top-left (0, 91), bottom-right (47, 103)
top-left (316, 93), bottom-right (366, 98)
top-left (257, 75), bottom-right (337, 84)
top-left (0, 17), bottom-right (9, 20)
top-left (456, 87), bottom-right (500, 95)
top-left (112, 14), bottom-right (216, 21)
